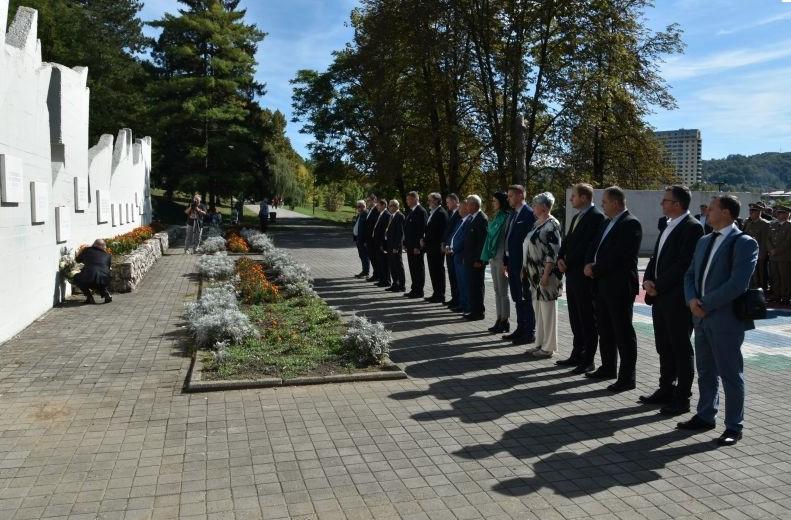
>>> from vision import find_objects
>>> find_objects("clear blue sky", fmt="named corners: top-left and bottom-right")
top-left (141, 0), bottom-right (791, 160)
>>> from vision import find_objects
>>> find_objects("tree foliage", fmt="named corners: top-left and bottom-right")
top-left (702, 152), bottom-right (791, 191)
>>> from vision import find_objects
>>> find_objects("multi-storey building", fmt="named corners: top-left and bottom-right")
top-left (654, 129), bottom-right (702, 185)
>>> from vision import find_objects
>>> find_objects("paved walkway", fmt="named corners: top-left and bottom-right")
top-left (0, 214), bottom-right (790, 519)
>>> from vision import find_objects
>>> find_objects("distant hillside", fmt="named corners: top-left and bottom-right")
top-left (702, 152), bottom-right (791, 191)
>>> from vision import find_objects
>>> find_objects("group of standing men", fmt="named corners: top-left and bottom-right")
top-left (352, 183), bottom-right (762, 447)
top-left (739, 202), bottom-right (791, 305)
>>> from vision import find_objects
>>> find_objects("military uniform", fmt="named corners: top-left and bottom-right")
top-left (743, 203), bottom-right (771, 289)
top-left (768, 205), bottom-right (791, 303)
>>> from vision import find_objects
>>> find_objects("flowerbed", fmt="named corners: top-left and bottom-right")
top-left (186, 231), bottom-right (394, 382)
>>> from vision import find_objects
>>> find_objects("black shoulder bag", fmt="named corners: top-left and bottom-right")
top-left (728, 232), bottom-right (767, 321)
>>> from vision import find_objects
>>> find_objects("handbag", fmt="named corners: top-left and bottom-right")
top-left (728, 232), bottom-right (767, 321)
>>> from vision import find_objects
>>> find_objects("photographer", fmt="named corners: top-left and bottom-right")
top-left (184, 193), bottom-right (207, 254)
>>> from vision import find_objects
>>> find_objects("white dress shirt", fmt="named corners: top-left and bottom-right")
top-left (701, 222), bottom-right (738, 296)
top-left (654, 211), bottom-right (689, 277)
top-left (426, 206), bottom-right (439, 224)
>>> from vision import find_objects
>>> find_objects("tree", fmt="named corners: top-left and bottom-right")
top-left (8, 0), bottom-right (152, 142)
top-left (148, 0), bottom-right (265, 200)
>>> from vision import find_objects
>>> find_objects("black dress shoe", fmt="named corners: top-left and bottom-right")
top-left (443, 299), bottom-right (458, 307)
top-left (104, 295), bottom-right (113, 304)
top-left (355, 272), bottom-right (367, 278)
top-left (463, 313), bottom-right (485, 321)
top-left (659, 401), bottom-right (690, 416)
top-left (512, 335), bottom-right (536, 346)
top-left (607, 381), bottom-right (636, 393)
top-left (571, 363), bottom-right (594, 375)
top-left (676, 415), bottom-right (716, 431)
top-left (428, 296), bottom-right (445, 303)
top-left (449, 306), bottom-right (464, 313)
top-left (85, 296), bottom-right (97, 305)
top-left (500, 321), bottom-right (510, 333)
top-left (385, 286), bottom-right (398, 291)
top-left (376, 281), bottom-right (390, 287)
top-left (555, 357), bottom-right (581, 367)
top-left (406, 292), bottom-right (423, 299)
top-left (502, 329), bottom-right (524, 340)
top-left (716, 429), bottom-right (742, 446)
top-left (366, 276), bottom-right (379, 282)
top-left (488, 320), bottom-right (503, 333)
top-left (585, 368), bottom-right (617, 380)
top-left (639, 388), bottom-right (675, 405)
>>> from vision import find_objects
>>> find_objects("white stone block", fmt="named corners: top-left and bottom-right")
top-left (30, 181), bottom-right (48, 223)
top-left (0, 154), bottom-right (24, 203)
top-left (111, 202), bottom-right (117, 226)
top-left (74, 177), bottom-right (88, 211)
top-left (96, 189), bottom-right (110, 223)
top-left (130, 200), bottom-right (136, 222)
top-left (125, 203), bottom-right (130, 223)
top-left (55, 206), bottom-right (70, 243)
top-left (118, 203), bottom-right (124, 225)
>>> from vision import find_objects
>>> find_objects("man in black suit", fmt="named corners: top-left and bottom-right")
top-left (364, 195), bottom-right (380, 282)
top-left (385, 199), bottom-right (406, 292)
top-left (695, 203), bottom-right (713, 234)
top-left (352, 200), bottom-right (371, 278)
top-left (442, 194), bottom-right (462, 308)
top-left (404, 191), bottom-right (428, 298)
top-left (462, 195), bottom-right (489, 321)
top-left (74, 240), bottom-right (113, 304)
top-left (421, 192), bottom-right (449, 303)
top-left (557, 183), bottom-right (605, 374)
top-left (502, 185), bottom-right (537, 345)
top-left (641, 185), bottom-right (704, 415)
top-left (372, 200), bottom-right (391, 288)
top-left (584, 186), bottom-right (643, 393)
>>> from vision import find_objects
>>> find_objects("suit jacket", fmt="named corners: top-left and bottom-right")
top-left (373, 211), bottom-right (391, 248)
top-left (385, 211), bottom-right (405, 252)
top-left (75, 246), bottom-right (112, 286)
top-left (423, 206), bottom-right (448, 251)
top-left (462, 211), bottom-right (489, 265)
top-left (502, 204), bottom-right (536, 270)
top-left (694, 214), bottom-right (713, 234)
top-left (684, 228), bottom-right (758, 331)
top-left (404, 204), bottom-right (428, 250)
top-left (443, 209), bottom-right (462, 246)
top-left (364, 206), bottom-right (380, 245)
top-left (586, 210), bottom-right (642, 297)
top-left (558, 205), bottom-right (605, 279)
top-left (353, 210), bottom-right (368, 242)
top-left (644, 214), bottom-right (703, 306)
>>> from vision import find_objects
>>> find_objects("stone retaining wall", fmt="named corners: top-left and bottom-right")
top-left (109, 231), bottom-right (169, 292)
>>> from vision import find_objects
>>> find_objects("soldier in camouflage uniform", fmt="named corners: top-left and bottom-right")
top-left (768, 205), bottom-right (791, 304)
top-left (742, 202), bottom-right (771, 289)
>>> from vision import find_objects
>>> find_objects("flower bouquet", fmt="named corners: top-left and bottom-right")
top-left (58, 247), bottom-right (83, 283)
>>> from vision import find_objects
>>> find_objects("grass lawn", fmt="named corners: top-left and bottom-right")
top-left (201, 295), bottom-right (358, 380)
top-left (291, 204), bottom-right (356, 225)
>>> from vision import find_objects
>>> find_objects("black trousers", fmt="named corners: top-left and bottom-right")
top-left (596, 289), bottom-right (637, 384)
top-left (652, 297), bottom-right (695, 401)
top-left (259, 216), bottom-right (269, 233)
top-left (406, 250), bottom-right (425, 294)
top-left (77, 282), bottom-right (110, 300)
top-left (566, 274), bottom-right (598, 364)
top-left (466, 263), bottom-right (486, 316)
top-left (355, 239), bottom-right (370, 275)
top-left (446, 253), bottom-right (458, 303)
top-left (366, 241), bottom-right (379, 278)
top-left (389, 251), bottom-right (406, 288)
top-left (376, 247), bottom-right (390, 284)
top-left (426, 248), bottom-right (445, 298)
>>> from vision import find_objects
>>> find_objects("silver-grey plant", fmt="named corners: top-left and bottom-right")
top-left (342, 315), bottom-right (392, 365)
top-left (184, 284), bottom-right (254, 348)
top-left (197, 252), bottom-right (235, 279)
top-left (201, 236), bottom-right (227, 254)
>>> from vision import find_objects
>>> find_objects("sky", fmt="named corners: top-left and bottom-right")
top-left (140, 0), bottom-right (791, 161)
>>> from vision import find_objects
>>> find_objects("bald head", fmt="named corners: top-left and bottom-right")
top-left (93, 239), bottom-right (107, 251)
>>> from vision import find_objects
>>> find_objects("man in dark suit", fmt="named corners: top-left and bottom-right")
top-left (641, 185), bottom-right (704, 415)
top-left (584, 186), bottom-right (643, 393)
top-left (364, 195), bottom-right (380, 282)
top-left (74, 240), bottom-right (113, 304)
top-left (502, 185), bottom-right (537, 344)
top-left (352, 200), bottom-right (371, 278)
top-left (385, 199), bottom-right (406, 292)
top-left (449, 201), bottom-right (471, 313)
top-left (462, 195), bottom-right (488, 321)
top-left (372, 200), bottom-right (392, 288)
top-left (679, 195), bottom-right (758, 446)
top-left (421, 192), bottom-right (449, 303)
top-left (403, 191), bottom-right (428, 298)
top-left (557, 183), bottom-right (605, 374)
top-left (442, 194), bottom-right (462, 308)
top-left (695, 203), bottom-right (713, 234)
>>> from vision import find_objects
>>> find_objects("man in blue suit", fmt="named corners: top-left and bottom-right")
top-left (679, 195), bottom-right (758, 447)
top-left (502, 184), bottom-right (537, 345)
top-left (449, 201), bottom-right (471, 313)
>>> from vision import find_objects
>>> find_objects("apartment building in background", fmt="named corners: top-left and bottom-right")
top-left (653, 128), bottom-right (703, 185)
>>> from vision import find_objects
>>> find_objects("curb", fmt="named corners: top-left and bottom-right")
top-left (184, 354), bottom-right (407, 393)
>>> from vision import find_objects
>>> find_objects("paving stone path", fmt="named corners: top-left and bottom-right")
top-left (1, 211), bottom-right (790, 520)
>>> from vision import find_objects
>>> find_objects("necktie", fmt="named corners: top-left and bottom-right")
top-left (697, 232), bottom-right (721, 292)
top-left (570, 214), bottom-right (580, 233)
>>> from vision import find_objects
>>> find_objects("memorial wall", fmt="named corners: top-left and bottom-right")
top-left (0, 1), bottom-right (153, 343)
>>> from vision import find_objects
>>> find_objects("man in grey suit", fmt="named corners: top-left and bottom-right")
top-left (679, 195), bottom-right (758, 446)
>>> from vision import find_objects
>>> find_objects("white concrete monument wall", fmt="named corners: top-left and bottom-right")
top-left (563, 188), bottom-right (762, 255)
top-left (0, 1), bottom-right (153, 344)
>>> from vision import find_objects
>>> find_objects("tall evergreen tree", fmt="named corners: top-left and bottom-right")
top-left (148, 0), bottom-right (265, 200)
